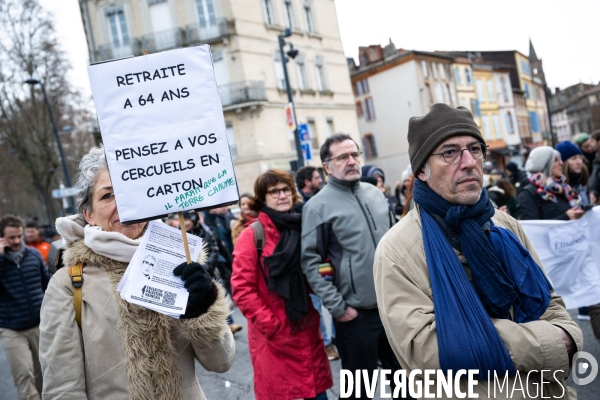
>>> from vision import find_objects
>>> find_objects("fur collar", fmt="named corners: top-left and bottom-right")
top-left (65, 240), bottom-right (229, 400)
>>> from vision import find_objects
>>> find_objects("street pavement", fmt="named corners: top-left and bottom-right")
top-left (1, 309), bottom-right (599, 400)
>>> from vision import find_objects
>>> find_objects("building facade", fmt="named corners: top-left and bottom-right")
top-left (79, 0), bottom-right (360, 193)
top-left (350, 47), bottom-right (457, 182)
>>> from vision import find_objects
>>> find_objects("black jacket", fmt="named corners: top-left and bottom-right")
top-left (517, 184), bottom-right (571, 221)
top-left (509, 169), bottom-right (530, 194)
top-left (0, 247), bottom-right (51, 331)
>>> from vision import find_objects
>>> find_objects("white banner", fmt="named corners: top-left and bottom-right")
top-left (520, 206), bottom-right (600, 309)
top-left (87, 45), bottom-right (239, 223)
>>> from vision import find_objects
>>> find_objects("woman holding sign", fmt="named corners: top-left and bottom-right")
top-left (38, 146), bottom-right (235, 399)
top-left (231, 170), bottom-right (332, 400)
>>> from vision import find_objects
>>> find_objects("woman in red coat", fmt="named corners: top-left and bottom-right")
top-left (232, 170), bottom-right (332, 400)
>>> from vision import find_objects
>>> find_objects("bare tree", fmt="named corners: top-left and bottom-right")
top-left (0, 0), bottom-right (95, 225)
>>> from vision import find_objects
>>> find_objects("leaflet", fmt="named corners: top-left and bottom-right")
top-left (117, 220), bottom-right (202, 317)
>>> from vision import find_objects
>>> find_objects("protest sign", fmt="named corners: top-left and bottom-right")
top-left (520, 206), bottom-right (600, 309)
top-left (88, 45), bottom-right (239, 223)
top-left (117, 220), bottom-right (203, 317)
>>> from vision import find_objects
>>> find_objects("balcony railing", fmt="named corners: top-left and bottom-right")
top-left (97, 41), bottom-right (140, 62)
top-left (140, 28), bottom-right (184, 53)
top-left (186, 19), bottom-right (230, 45)
top-left (219, 81), bottom-right (267, 107)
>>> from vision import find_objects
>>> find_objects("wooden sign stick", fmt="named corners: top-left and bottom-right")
top-left (178, 211), bottom-right (192, 264)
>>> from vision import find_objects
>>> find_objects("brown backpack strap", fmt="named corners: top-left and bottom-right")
top-left (250, 221), bottom-right (265, 257)
top-left (68, 263), bottom-right (84, 330)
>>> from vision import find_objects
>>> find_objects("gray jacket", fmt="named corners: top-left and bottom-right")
top-left (301, 176), bottom-right (393, 318)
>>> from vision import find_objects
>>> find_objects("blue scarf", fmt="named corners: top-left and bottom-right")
top-left (412, 178), bottom-right (552, 376)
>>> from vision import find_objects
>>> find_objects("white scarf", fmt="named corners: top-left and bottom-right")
top-left (55, 215), bottom-right (142, 263)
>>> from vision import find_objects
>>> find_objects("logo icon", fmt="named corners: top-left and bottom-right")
top-left (572, 351), bottom-right (598, 385)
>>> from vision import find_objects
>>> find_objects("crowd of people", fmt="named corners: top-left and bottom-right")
top-left (1, 105), bottom-right (599, 399)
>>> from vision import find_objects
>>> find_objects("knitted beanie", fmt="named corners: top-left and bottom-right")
top-left (555, 141), bottom-right (582, 162)
top-left (505, 161), bottom-right (519, 173)
top-left (525, 146), bottom-right (560, 176)
top-left (408, 104), bottom-right (485, 174)
top-left (361, 165), bottom-right (386, 183)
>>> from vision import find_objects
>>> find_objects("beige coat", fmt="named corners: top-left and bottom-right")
top-left (39, 240), bottom-right (235, 400)
top-left (374, 207), bottom-right (583, 399)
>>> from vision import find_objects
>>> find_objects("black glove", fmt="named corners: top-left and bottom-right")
top-left (173, 262), bottom-right (218, 319)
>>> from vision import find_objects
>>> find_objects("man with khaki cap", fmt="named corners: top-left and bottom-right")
top-left (374, 104), bottom-right (582, 398)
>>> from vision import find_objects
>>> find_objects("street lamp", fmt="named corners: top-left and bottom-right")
top-left (278, 28), bottom-right (305, 170)
top-left (24, 78), bottom-right (75, 211)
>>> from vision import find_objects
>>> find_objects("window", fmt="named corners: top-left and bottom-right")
top-left (529, 111), bottom-right (541, 133)
top-left (505, 111), bottom-right (515, 134)
top-left (295, 56), bottom-right (308, 90)
top-left (355, 80), bottom-right (363, 96)
top-left (425, 83), bottom-right (433, 104)
top-left (421, 60), bottom-right (429, 78)
top-left (486, 80), bottom-right (495, 103)
top-left (442, 84), bottom-right (450, 104)
top-left (273, 52), bottom-right (286, 89)
top-left (454, 67), bottom-right (462, 84)
top-left (431, 62), bottom-right (438, 79)
top-left (482, 115), bottom-right (492, 140)
top-left (263, 0), bottom-right (275, 25)
top-left (465, 68), bottom-right (473, 85)
top-left (196, 0), bottom-right (216, 28)
top-left (307, 119), bottom-right (318, 150)
top-left (520, 60), bottom-right (531, 76)
top-left (460, 98), bottom-right (468, 109)
top-left (493, 114), bottom-right (502, 138)
top-left (303, 1), bottom-right (315, 33)
top-left (355, 101), bottom-right (363, 118)
top-left (501, 77), bottom-right (509, 103)
top-left (106, 6), bottom-right (130, 49)
top-left (283, 0), bottom-right (295, 29)
top-left (524, 82), bottom-right (531, 99)
top-left (326, 118), bottom-right (334, 137)
top-left (476, 80), bottom-right (485, 102)
top-left (434, 83), bottom-right (444, 103)
top-left (225, 122), bottom-right (237, 158)
top-left (438, 64), bottom-right (446, 79)
top-left (362, 79), bottom-right (369, 94)
top-left (449, 84), bottom-right (456, 105)
top-left (471, 99), bottom-right (481, 116)
top-left (363, 133), bottom-right (378, 159)
top-left (364, 97), bottom-right (375, 121)
top-left (315, 57), bottom-right (327, 91)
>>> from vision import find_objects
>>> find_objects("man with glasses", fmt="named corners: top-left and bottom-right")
top-left (301, 133), bottom-right (402, 399)
top-left (374, 104), bottom-right (581, 398)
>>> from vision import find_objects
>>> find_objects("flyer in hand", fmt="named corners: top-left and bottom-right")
top-left (117, 220), bottom-right (203, 317)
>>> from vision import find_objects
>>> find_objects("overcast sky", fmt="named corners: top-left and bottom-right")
top-left (41, 0), bottom-right (599, 99)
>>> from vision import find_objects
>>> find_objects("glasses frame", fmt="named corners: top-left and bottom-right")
top-left (266, 187), bottom-right (293, 199)
top-left (430, 143), bottom-right (488, 165)
top-left (327, 151), bottom-right (363, 163)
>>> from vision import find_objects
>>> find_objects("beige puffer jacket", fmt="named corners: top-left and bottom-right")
top-left (374, 207), bottom-right (583, 399)
top-left (39, 239), bottom-right (235, 400)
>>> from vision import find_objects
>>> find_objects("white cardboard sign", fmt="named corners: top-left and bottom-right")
top-left (88, 46), bottom-right (239, 223)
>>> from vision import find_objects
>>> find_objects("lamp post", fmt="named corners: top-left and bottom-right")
top-left (278, 29), bottom-right (305, 170)
top-left (24, 78), bottom-right (75, 211)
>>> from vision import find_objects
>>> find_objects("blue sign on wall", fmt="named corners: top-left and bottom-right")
top-left (298, 123), bottom-right (309, 142)
top-left (301, 143), bottom-right (312, 161)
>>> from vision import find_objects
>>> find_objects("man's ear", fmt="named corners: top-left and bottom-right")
top-left (322, 162), bottom-right (331, 175)
top-left (418, 170), bottom-right (428, 182)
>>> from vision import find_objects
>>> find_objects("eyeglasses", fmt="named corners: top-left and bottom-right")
top-left (327, 151), bottom-right (362, 163)
top-left (430, 143), bottom-right (488, 165)
top-left (267, 187), bottom-right (293, 198)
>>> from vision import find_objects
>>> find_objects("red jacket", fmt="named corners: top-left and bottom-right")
top-left (232, 211), bottom-right (332, 400)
